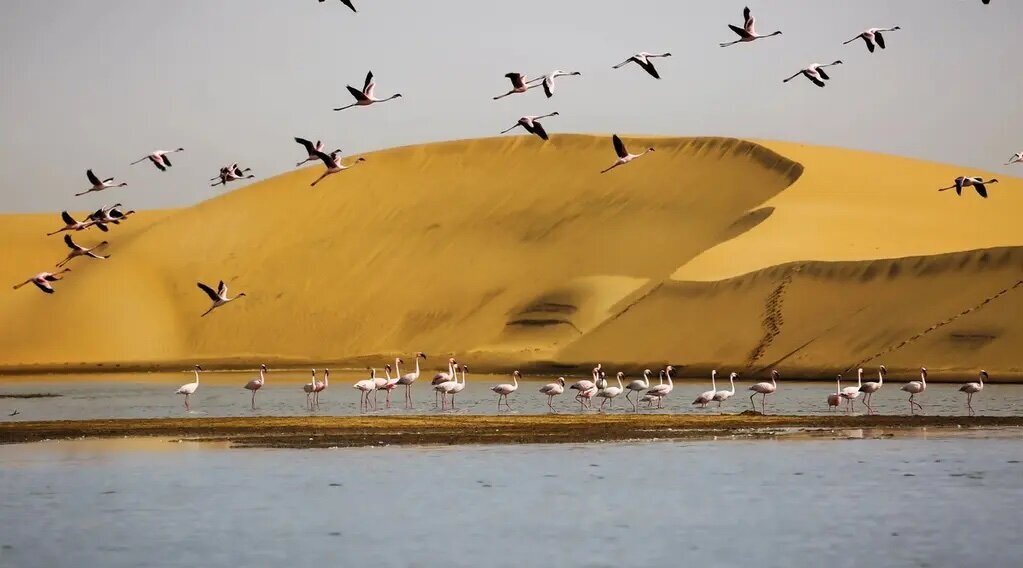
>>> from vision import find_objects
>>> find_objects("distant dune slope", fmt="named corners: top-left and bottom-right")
top-left (1, 135), bottom-right (1021, 377)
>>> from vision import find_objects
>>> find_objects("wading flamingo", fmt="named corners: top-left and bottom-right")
top-left (315, 369), bottom-right (330, 406)
top-left (713, 372), bottom-right (738, 408)
top-left (859, 365), bottom-right (885, 414)
top-left (354, 368), bottom-right (377, 411)
top-left (13, 269), bottom-right (71, 294)
top-left (748, 370), bottom-right (779, 413)
top-left (693, 370), bottom-right (718, 408)
top-left (448, 365), bottom-right (468, 409)
top-left (431, 358), bottom-right (458, 405)
top-left (333, 71), bottom-right (402, 111)
top-left (719, 7), bottom-right (782, 47)
top-left (539, 377), bottom-right (566, 412)
top-left (381, 364), bottom-right (399, 408)
top-left (901, 367), bottom-right (927, 414)
top-left (828, 376), bottom-right (843, 411)
top-left (625, 370), bottom-right (652, 410)
top-left (397, 352), bottom-right (426, 407)
top-left (596, 372), bottom-right (625, 410)
top-left (303, 369), bottom-right (317, 408)
top-left (601, 135), bottom-right (654, 174)
top-left (176, 365), bottom-right (202, 411)
top-left (645, 366), bottom-right (675, 408)
top-left (841, 369), bottom-right (863, 412)
top-left (243, 364), bottom-right (267, 409)
top-left (492, 371), bottom-right (520, 410)
top-left (959, 370), bottom-right (987, 416)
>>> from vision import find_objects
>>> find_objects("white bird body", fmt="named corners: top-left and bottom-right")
top-left (748, 370), bottom-right (779, 413)
top-left (601, 134), bottom-right (655, 174)
top-left (625, 369), bottom-right (652, 410)
top-left (611, 52), bottom-right (672, 79)
top-left (196, 280), bottom-right (246, 317)
top-left (528, 70), bottom-right (582, 98)
top-left (243, 364), bottom-right (267, 408)
top-left (959, 370), bottom-right (987, 415)
top-left (396, 352), bottom-right (426, 407)
top-left (175, 366), bottom-right (202, 410)
top-left (720, 7), bottom-right (783, 47)
top-left (645, 366), bottom-right (675, 408)
top-left (712, 372), bottom-right (738, 407)
top-left (693, 370), bottom-right (719, 407)
top-left (539, 377), bottom-right (566, 411)
top-left (859, 365), bottom-right (885, 414)
top-left (841, 369), bottom-right (863, 401)
top-left (130, 148), bottom-right (184, 172)
top-left (333, 71), bottom-right (402, 111)
top-left (596, 373), bottom-right (625, 409)
top-left (76, 169), bottom-right (127, 196)
top-left (492, 371), bottom-right (520, 409)
top-left (354, 368), bottom-right (378, 410)
top-left (900, 367), bottom-right (928, 413)
top-left (783, 61), bottom-right (843, 88)
top-left (447, 365), bottom-right (468, 408)
top-left (844, 26), bottom-right (901, 53)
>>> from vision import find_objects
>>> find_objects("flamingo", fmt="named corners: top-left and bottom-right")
top-left (828, 375), bottom-right (843, 411)
top-left (354, 368), bottom-right (377, 410)
top-left (839, 368), bottom-right (864, 412)
top-left (570, 366), bottom-right (599, 409)
top-left (843, 26), bottom-right (901, 53)
top-left (333, 71), bottom-right (402, 111)
top-left (315, 369), bottom-right (330, 406)
top-left (601, 135), bottom-right (654, 174)
top-left (130, 148), bottom-right (184, 172)
top-left (56, 234), bottom-right (109, 268)
top-left (693, 370), bottom-right (719, 408)
top-left (303, 369), bottom-right (317, 409)
top-left (431, 358), bottom-right (458, 405)
top-left (196, 280), bottom-right (246, 317)
top-left (86, 204), bottom-right (135, 231)
top-left (492, 371), bottom-right (520, 409)
top-left (713, 372), bottom-right (738, 408)
top-left (448, 365), bottom-right (468, 409)
top-left (397, 352), bottom-right (426, 407)
top-left (539, 377), bottom-right (566, 411)
top-left (500, 112), bottom-right (560, 141)
top-left (528, 70), bottom-right (582, 98)
top-left (937, 176), bottom-right (999, 198)
top-left (381, 364), bottom-right (399, 408)
top-left (859, 365), bottom-right (886, 414)
top-left (294, 138), bottom-right (341, 168)
top-left (12, 269), bottom-right (71, 294)
top-left (434, 373), bottom-right (460, 411)
top-left (75, 169), bottom-right (126, 196)
top-left (625, 370), bottom-right (652, 410)
top-left (959, 370), bottom-right (987, 416)
top-left (319, 0), bottom-right (356, 12)
top-left (492, 73), bottom-right (542, 100)
top-left (176, 365), bottom-right (202, 411)
top-left (211, 164), bottom-right (254, 187)
top-left (901, 367), bottom-right (928, 414)
top-left (611, 52), bottom-right (672, 79)
top-left (1005, 152), bottom-right (1023, 166)
top-left (309, 150), bottom-right (366, 187)
top-left (719, 7), bottom-right (783, 47)
top-left (243, 364), bottom-right (267, 409)
top-left (783, 61), bottom-right (843, 88)
top-left (47, 211), bottom-right (98, 236)
top-left (645, 366), bottom-right (675, 409)
top-left (748, 370), bottom-right (779, 413)
top-left (596, 372), bottom-right (625, 410)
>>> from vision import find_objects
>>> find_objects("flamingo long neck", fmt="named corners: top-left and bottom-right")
top-left (323, 372), bottom-right (328, 387)
top-left (259, 367), bottom-right (265, 383)
top-left (460, 368), bottom-right (467, 386)
top-left (711, 370), bottom-right (717, 391)
top-left (414, 357), bottom-right (420, 377)
top-left (836, 376), bottom-right (842, 392)
top-left (395, 358), bottom-right (402, 378)
top-left (978, 372), bottom-right (984, 387)
top-left (920, 370), bottom-right (926, 387)
top-left (194, 369), bottom-right (200, 384)
top-left (643, 371), bottom-right (651, 388)
top-left (728, 375), bottom-right (735, 394)
top-left (665, 369), bottom-right (673, 387)
top-left (512, 375), bottom-right (518, 389)
top-left (857, 370), bottom-right (863, 388)
top-left (771, 374), bottom-right (777, 388)
top-left (617, 375), bottom-right (623, 390)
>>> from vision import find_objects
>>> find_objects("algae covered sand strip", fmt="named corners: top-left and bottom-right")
top-left (3, 415), bottom-right (1023, 448)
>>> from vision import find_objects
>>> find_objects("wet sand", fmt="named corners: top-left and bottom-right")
top-left (3, 414), bottom-right (1022, 448)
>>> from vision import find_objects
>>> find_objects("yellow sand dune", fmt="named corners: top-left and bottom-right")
top-left (1, 135), bottom-right (1021, 379)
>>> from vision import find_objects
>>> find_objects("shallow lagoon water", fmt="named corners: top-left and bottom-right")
top-left (1, 371), bottom-right (1019, 420)
top-left (2, 434), bottom-right (1022, 568)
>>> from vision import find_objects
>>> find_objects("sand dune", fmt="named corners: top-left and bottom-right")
top-left (1, 135), bottom-right (1021, 379)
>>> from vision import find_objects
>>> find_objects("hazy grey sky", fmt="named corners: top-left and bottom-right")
top-left (2, 1), bottom-right (1020, 213)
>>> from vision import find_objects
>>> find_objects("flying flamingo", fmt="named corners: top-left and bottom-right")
top-left (303, 369), bottom-right (317, 409)
top-left (645, 366), bottom-right (675, 409)
top-left (901, 367), bottom-right (928, 414)
top-left (130, 148), bottom-right (184, 172)
top-left (625, 370), bottom-right (652, 411)
top-left (528, 70), bottom-right (582, 98)
top-left (500, 112), bottom-right (560, 141)
top-left (828, 375), bottom-right (843, 411)
top-left (843, 26), bottom-right (901, 53)
top-left (176, 365), bottom-right (202, 411)
top-left (397, 352), bottom-right (426, 407)
top-left (294, 138), bottom-right (341, 168)
top-left (76, 169), bottom-right (126, 196)
top-left (601, 135), bottom-right (655, 174)
top-left (492, 371), bottom-right (520, 410)
top-left (354, 368), bottom-right (377, 411)
top-left (243, 364), bottom-right (267, 409)
top-left (309, 150), bottom-right (366, 187)
top-left (333, 71), bottom-right (402, 111)
top-left (539, 377), bottom-right (566, 412)
top-left (448, 365), bottom-right (468, 409)
top-left (783, 61), bottom-right (843, 88)
top-left (713, 372), bottom-right (738, 408)
top-left (87, 205), bottom-right (135, 231)
top-left (319, 0), bottom-right (356, 12)
top-left (719, 7), bottom-right (783, 47)
top-left (47, 212), bottom-right (97, 236)
top-left (1005, 152), bottom-right (1022, 166)
top-left (211, 164), bottom-right (254, 187)
top-left (380, 363), bottom-right (399, 408)
top-left (959, 370), bottom-right (987, 416)
top-left (56, 234), bottom-right (109, 268)
top-left (859, 365), bottom-right (886, 414)
top-left (315, 369), bottom-right (330, 406)
top-left (611, 52), bottom-right (672, 79)
top-left (431, 358), bottom-right (458, 406)
top-left (938, 176), bottom-right (999, 198)
top-left (748, 370), bottom-right (779, 413)
top-left (12, 269), bottom-right (71, 294)
top-left (196, 280), bottom-right (246, 317)
top-left (840, 369), bottom-right (864, 413)
top-left (596, 372), bottom-right (625, 410)
top-left (693, 370), bottom-right (719, 408)
top-left (493, 73), bottom-right (542, 100)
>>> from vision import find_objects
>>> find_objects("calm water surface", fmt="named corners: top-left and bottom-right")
top-left (1, 370), bottom-right (1019, 420)
top-left (1, 435), bottom-right (1022, 568)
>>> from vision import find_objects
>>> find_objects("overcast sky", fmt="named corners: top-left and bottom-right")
top-left (2, 0), bottom-right (1020, 213)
